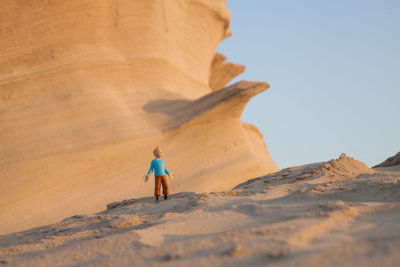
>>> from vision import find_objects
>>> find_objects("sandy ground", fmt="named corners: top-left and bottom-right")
top-left (1, 154), bottom-right (399, 266)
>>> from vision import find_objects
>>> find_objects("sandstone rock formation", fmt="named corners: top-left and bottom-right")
top-left (209, 53), bottom-right (245, 91)
top-left (0, 0), bottom-right (278, 234)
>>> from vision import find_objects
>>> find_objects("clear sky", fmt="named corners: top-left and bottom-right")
top-left (217, 0), bottom-right (400, 168)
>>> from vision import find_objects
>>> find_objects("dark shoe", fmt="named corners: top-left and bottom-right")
top-left (155, 196), bottom-right (159, 201)
top-left (164, 195), bottom-right (168, 200)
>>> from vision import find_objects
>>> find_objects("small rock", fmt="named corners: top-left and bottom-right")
top-left (339, 153), bottom-right (347, 159)
top-left (163, 253), bottom-right (182, 261)
top-left (267, 249), bottom-right (288, 259)
top-left (223, 244), bottom-right (243, 256)
top-left (334, 200), bottom-right (346, 208)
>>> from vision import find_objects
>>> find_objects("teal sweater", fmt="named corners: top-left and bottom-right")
top-left (147, 158), bottom-right (170, 176)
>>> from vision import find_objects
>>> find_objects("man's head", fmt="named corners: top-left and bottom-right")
top-left (153, 146), bottom-right (162, 158)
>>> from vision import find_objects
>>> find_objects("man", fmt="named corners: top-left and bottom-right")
top-left (144, 146), bottom-right (174, 201)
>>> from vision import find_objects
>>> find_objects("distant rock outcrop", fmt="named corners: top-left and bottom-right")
top-left (373, 152), bottom-right (400, 168)
top-left (0, 0), bottom-right (278, 234)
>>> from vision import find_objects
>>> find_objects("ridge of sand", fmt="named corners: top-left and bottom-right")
top-left (0, 0), bottom-right (278, 235)
top-left (1, 155), bottom-right (399, 266)
top-left (373, 152), bottom-right (400, 168)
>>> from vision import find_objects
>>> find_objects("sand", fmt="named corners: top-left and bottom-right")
top-left (1, 154), bottom-right (399, 266)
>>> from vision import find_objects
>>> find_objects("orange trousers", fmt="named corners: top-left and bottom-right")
top-left (154, 175), bottom-right (169, 196)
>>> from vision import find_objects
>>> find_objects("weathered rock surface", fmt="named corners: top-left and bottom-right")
top-left (209, 53), bottom-right (245, 91)
top-left (373, 152), bottom-right (400, 168)
top-left (0, 0), bottom-right (278, 234)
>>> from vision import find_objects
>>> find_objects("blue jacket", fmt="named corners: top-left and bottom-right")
top-left (147, 158), bottom-right (170, 176)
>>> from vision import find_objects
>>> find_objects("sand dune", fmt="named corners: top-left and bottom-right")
top-left (1, 154), bottom-right (399, 266)
top-left (0, 0), bottom-right (277, 235)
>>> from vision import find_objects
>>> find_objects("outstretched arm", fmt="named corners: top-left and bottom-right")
top-left (144, 160), bottom-right (154, 182)
top-left (147, 160), bottom-right (154, 175)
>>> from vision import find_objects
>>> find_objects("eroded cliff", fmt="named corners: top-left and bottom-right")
top-left (0, 0), bottom-right (278, 234)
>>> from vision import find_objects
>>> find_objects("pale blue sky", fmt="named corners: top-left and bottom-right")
top-left (218, 0), bottom-right (400, 168)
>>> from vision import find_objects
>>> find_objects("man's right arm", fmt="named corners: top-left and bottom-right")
top-left (144, 160), bottom-right (153, 182)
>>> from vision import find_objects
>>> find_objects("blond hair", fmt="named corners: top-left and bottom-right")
top-left (153, 146), bottom-right (161, 158)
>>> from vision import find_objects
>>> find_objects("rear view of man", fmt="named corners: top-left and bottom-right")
top-left (144, 146), bottom-right (174, 201)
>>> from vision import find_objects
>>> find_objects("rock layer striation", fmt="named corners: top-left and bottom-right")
top-left (0, 0), bottom-right (278, 234)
